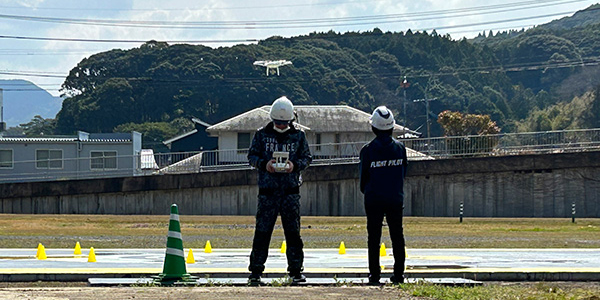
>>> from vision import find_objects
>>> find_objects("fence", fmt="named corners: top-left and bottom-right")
top-left (2, 128), bottom-right (600, 183)
top-left (158, 128), bottom-right (600, 174)
top-left (403, 128), bottom-right (600, 158)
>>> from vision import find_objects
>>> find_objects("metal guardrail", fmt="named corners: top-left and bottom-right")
top-left (2, 128), bottom-right (600, 182)
top-left (153, 144), bottom-right (365, 174)
top-left (153, 128), bottom-right (600, 174)
top-left (403, 128), bottom-right (600, 158)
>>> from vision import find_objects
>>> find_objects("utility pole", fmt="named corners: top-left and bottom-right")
top-left (400, 76), bottom-right (410, 127)
top-left (413, 96), bottom-right (437, 138)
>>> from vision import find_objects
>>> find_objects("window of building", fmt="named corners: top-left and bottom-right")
top-left (0, 149), bottom-right (13, 168)
top-left (315, 133), bottom-right (321, 151)
top-left (334, 133), bottom-right (341, 151)
top-left (90, 151), bottom-right (117, 170)
top-left (237, 132), bottom-right (251, 153)
top-left (36, 149), bottom-right (63, 169)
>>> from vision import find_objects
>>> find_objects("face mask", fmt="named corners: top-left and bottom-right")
top-left (273, 124), bottom-right (290, 133)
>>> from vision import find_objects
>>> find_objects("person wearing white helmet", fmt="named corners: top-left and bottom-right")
top-left (247, 96), bottom-right (312, 285)
top-left (359, 105), bottom-right (408, 285)
top-left (269, 96), bottom-right (295, 133)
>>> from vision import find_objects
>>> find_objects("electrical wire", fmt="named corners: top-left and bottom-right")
top-left (0, 0), bottom-right (388, 12)
top-left (1, 56), bottom-right (597, 93)
top-left (0, 7), bottom-right (589, 44)
top-left (2, 52), bottom-right (599, 89)
top-left (0, 1), bottom-right (596, 92)
top-left (0, 0), bottom-right (586, 29)
top-left (0, 34), bottom-right (258, 44)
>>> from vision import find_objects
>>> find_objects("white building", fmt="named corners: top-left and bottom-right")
top-left (0, 131), bottom-right (143, 182)
top-left (205, 105), bottom-right (420, 163)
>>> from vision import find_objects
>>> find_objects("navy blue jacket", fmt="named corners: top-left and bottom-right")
top-left (248, 122), bottom-right (312, 191)
top-left (359, 135), bottom-right (408, 202)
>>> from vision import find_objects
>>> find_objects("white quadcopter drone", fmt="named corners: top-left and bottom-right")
top-left (253, 60), bottom-right (293, 76)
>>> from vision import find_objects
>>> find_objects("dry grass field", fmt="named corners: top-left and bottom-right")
top-left (1, 215), bottom-right (600, 299)
top-left (0, 214), bottom-right (598, 249)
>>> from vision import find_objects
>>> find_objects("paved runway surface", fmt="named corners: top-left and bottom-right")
top-left (1, 248), bottom-right (599, 282)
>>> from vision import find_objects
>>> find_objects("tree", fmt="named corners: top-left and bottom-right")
top-left (114, 122), bottom-right (178, 152)
top-left (437, 110), bottom-right (501, 136)
top-left (3, 126), bottom-right (25, 136)
top-left (437, 110), bottom-right (502, 156)
top-left (580, 84), bottom-right (600, 128)
top-left (19, 115), bottom-right (56, 137)
top-left (53, 21), bottom-right (600, 137)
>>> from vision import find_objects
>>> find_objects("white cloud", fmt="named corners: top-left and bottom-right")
top-left (14, 0), bottom-right (46, 8)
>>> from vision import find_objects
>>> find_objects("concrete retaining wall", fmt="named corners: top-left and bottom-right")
top-left (2, 151), bottom-right (600, 217)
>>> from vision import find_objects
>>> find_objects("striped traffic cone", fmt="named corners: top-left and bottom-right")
top-left (154, 204), bottom-right (198, 285)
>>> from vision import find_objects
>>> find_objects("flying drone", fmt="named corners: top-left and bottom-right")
top-left (253, 60), bottom-right (293, 76)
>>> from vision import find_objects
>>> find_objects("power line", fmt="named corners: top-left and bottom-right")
top-left (10, 54), bottom-right (597, 92)
top-left (2, 48), bottom-right (598, 86)
top-left (0, 69), bottom-right (66, 75)
top-left (0, 0), bottom-right (388, 12)
top-left (0, 7), bottom-right (589, 44)
top-left (0, 83), bottom-right (62, 86)
top-left (0, 22), bottom-right (541, 56)
top-left (0, 71), bottom-right (66, 78)
top-left (0, 34), bottom-right (258, 44)
top-left (0, 0), bottom-right (585, 29)
top-left (3, 53), bottom-right (599, 89)
top-left (0, 89), bottom-right (61, 91)
top-left (445, 23), bottom-right (536, 36)
top-left (0, 51), bottom-right (99, 56)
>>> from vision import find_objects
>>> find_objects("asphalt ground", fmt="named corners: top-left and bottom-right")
top-left (1, 247), bottom-right (599, 283)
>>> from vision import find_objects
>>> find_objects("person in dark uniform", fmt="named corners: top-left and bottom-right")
top-left (247, 96), bottom-right (312, 285)
top-left (359, 106), bottom-right (408, 285)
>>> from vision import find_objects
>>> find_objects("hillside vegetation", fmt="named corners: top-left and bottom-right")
top-left (49, 5), bottom-right (600, 148)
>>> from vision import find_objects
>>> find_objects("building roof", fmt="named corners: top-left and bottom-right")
top-left (163, 129), bottom-right (198, 145)
top-left (162, 117), bottom-right (214, 146)
top-left (191, 117), bottom-right (212, 128)
top-left (206, 105), bottom-right (419, 136)
top-left (0, 137), bottom-right (77, 143)
top-left (0, 131), bottom-right (135, 143)
top-left (206, 107), bottom-right (310, 133)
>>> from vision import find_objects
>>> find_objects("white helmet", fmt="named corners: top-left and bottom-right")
top-left (369, 106), bottom-right (395, 130)
top-left (270, 96), bottom-right (294, 121)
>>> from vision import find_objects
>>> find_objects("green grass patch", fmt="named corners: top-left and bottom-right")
top-left (403, 282), bottom-right (600, 300)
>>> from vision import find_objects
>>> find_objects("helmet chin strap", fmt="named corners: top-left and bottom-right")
top-left (273, 123), bottom-right (291, 133)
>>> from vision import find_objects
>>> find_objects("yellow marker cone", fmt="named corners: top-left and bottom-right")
top-left (339, 241), bottom-right (346, 255)
top-left (280, 241), bottom-right (287, 253)
top-left (88, 247), bottom-right (96, 262)
top-left (186, 248), bottom-right (195, 264)
top-left (204, 240), bottom-right (212, 253)
top-left (37, 245), bottom-right (47, 260)
top-left (74, 242), bottom-right (82, 255)
top-left (380, 243), bottom-right (387, 257)
top-left (35, 243), bottom-right (43, 258)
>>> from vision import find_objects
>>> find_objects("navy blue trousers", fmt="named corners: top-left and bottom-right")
top-left (249, 192), bottom-right (304, 275)
top-left (364, 198), bottom-right (405, 279)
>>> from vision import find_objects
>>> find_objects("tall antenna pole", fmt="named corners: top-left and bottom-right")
top-left (400, 76), bottom-right (410, 127)
top-left (0, 87), bottom-right (3, 123)
top-left (0, 88), bottom-right (5, 132)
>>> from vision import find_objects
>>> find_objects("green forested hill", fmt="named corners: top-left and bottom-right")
top-left (54, 5), bottom-right (600, 145)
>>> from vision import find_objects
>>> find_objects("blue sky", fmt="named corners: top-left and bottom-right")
top-left (0, 0), bottom-right (598, 97)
